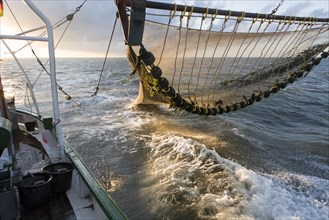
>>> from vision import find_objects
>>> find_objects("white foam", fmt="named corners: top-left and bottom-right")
top-left (146, 133), bottom-right (329, 219)
top-left (232, 127), bottom-right (245, 137)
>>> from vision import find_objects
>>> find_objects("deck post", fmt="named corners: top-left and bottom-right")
top-left (24, 0), bottom-right (65, 160)
top-left (0, 76), bottom-right (8, 119)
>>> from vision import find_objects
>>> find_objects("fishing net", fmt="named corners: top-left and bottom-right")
top-left (125, 3), bottom-right (329, 115)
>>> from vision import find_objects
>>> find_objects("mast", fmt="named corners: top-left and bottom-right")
top-left (116, 0), bottom-right (129, 43)
top-left (116, 0), bottom-right (146, 46)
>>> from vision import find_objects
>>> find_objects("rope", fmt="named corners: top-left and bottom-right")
top-left (246, 17), bottom-right (300, 86)
top-left (124, 1), bottom-right (328, 116)
top-left (271, 0), bottom-right (284, 15)
top-left (187, 6), bottom-right (206, 104)
top-left (5, 0), bottom-right (72, 104)
top-left (24, 84), bottom-right (33, 114)
top-left (178, 5), bottom-right (193, 92)
top-left (240, 14), bottom-right (271, 89)
top-left (33, 1), bottom-right (88, 87)
top-left (31, 49), bottom-right (72, 100)
top-left (199, 9), bottom-right (218, 105)
top-left (281, 18), bottom-right (315, 67)
top-left (10, 0), bottom-right (86, 54)
top-left (230, 15), bottom-right (260, 74)
top-left (205, 12), bottom-right (230, 105)
top-left (5, 0), bottom-right (88, 101)
top-left (33, 17), bottom-right (74, 87)
top-left (157, 4), bottom-right (176, 66)
top-left (4, 0), bottom-right (34, 54)
top-left (92, 12), bottom-right (118, 96)
top-left (243, 17), bottom-right (296, 87)
top-left (171, 11), bottom-right (183, 88)
top-left (252, 16), bottom-right (289, 90)
top-left (223, 12), bottom-right (258, 100)
top-left (212, 12), bottom-right (243, 103)
top-left (75, 0), bottom-right (87, 13)
top-left (12, 18), bottom-right (66, 54)
top-left (283, 18), bottom-right (322, 73)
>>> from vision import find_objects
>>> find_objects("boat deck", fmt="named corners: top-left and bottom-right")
top-left (12, 126), bottom-right (77, 220)
top-left (1, 112), bottom-right (125, 220)
top-left (20, 192), bottom-right (76, 220)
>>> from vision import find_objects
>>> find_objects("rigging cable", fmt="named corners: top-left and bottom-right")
top-left (5, 0), bottom-right (87, 101)
top-left (92, 12), bottom-right (118, 97)
top-left (4, 0), bottom-right (35, 110)
top-left (12, 0), bottom-right (85, 55)
top-left (271, 0), bottom-right (284, 15)
top-left (32, 0), bottom-right (88, 87)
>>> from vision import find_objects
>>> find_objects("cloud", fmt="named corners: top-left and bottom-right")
top-left (41, 0), bottom-right (122, 57)
top-left (1, 0), bottom-right (328, 58)
top-left (282, 2), bottom-right (312, 17)
top-left (309, 9), bottom-right (329, 18)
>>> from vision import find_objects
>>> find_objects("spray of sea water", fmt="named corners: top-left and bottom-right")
top-left (1, 58), bottom-right (328, 219)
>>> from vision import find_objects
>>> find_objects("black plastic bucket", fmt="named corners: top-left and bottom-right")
top-left (16, 173), bottom-right (52, 208)
top-left (24, 121), bottom-right (36, 132)
top-left (42, 162), bottom-right (73, 192)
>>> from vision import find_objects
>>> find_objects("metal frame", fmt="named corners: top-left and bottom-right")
top-left (116, 0), bottom-right (328, 47)
top-left (0, 0), bottom-right (64, 156)
top-left (124, 0), bottom-right (329, 22)
top-left (2, 40), bottom-right (41, 117)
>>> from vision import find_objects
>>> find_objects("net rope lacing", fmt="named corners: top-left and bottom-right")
top-left (126, 4), bottom-right (329, 116)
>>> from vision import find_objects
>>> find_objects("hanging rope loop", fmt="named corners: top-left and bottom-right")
top-left (202, 7), bottom-right (209, 20)
top-left (180, 5), bottom-right (187, 19)
top-left (187, 6), bottom-right (194, 20)
top-left (237, 11), bottom-right (246, 23)
top-left (212, 9), bottom-right (218, 21)
top-left (170, 3), bottom-right (177, 19)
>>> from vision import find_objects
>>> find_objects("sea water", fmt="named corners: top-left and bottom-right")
top-left (1, 57), bottom-right (328, 219)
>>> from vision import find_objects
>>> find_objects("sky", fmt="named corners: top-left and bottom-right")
top-left (0, 0), bottom-right (328, 58)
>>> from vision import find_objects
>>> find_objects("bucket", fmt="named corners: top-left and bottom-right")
top-left (0, 117), bottom-right (12, 156)
top-left (16, 173), bottom-right (52, 208)
top-left (43, 117), bottom-right (53, 130)
top-left (24, 121), bottom-right (36, 132)
top-left (42, 162), bottom-right (73, 192)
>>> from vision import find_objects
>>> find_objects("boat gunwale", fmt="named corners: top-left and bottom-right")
top-left (64, 139), bottom-right (128, 220)
top-left (8, 109), bottom-right (127, 219)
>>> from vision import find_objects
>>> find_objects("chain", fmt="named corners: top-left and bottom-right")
top-left (271, 0), bottom-right (284, 15)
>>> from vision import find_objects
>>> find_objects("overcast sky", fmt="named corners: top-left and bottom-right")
top-left (1, 0), bottom-right (328, 58)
